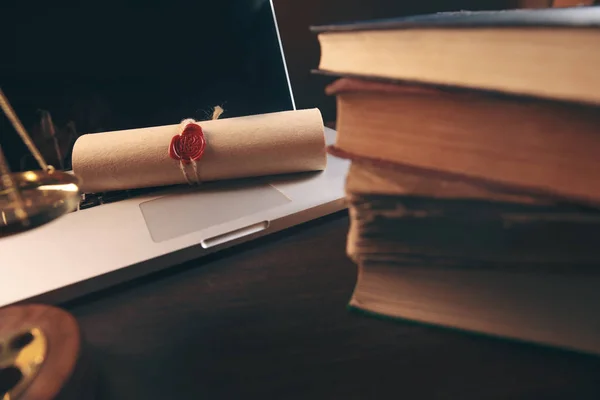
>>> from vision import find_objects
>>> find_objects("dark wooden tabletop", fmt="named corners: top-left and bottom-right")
top-left (65, 212), bottom-right (600, 399)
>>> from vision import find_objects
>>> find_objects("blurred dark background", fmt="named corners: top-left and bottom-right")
top-left (0, 0), bottom-right (558, 172)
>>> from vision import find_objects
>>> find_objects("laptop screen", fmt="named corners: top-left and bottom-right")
top-left (0, 0), bottom-right (294, 170)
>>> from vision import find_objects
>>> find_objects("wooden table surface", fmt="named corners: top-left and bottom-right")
top-left (64, 212), bottom-right (600, 399)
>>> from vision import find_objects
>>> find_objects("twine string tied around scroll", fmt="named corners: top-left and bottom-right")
top-left (172, 106), bottom-right (223, 185)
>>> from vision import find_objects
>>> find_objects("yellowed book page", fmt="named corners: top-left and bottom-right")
top-left (345, 162), bottom-right (550, 205)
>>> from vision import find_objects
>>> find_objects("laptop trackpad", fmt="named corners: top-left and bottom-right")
top-left (139, 182), bottom-right (291, 242)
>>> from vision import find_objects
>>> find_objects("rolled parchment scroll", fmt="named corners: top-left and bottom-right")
top-left (72, 108), bottom-right (327, 192)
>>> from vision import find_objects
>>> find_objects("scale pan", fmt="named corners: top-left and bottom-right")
top-left (0, 170), bottom-right (80, 238)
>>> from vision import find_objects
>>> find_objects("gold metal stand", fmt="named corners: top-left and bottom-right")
top-left (0, 88), bottom-right (81, 237)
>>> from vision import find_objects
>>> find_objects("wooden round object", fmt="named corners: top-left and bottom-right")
top-left (0, 304), bottom-right (96, 400)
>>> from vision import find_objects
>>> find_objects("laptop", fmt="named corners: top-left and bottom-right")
top-left (0, 0), bottom-right (349, 307)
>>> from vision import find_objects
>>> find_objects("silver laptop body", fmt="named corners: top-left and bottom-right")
top-left (0, 0), bottom-right (349, 307)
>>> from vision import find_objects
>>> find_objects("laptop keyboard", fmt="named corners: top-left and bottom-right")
top-left (74, 187), bottom-right (160, 211)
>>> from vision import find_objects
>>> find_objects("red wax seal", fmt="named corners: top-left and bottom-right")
top-left (169, 123), bottom-right (206, 164)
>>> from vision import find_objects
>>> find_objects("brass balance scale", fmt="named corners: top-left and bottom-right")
top-left (1, 89), bottom-right (93, 400)
top-left (0, 88), bottom-right (81, 238)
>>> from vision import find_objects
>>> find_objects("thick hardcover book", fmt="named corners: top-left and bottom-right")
top-left (312, 6), bottom-right (600, 104)
top-left (345, 190), bottom-right (600, 355)
top-left (346, 192), bottom-right (600, 267)
top-left (326, 78), bottom-right (600, 206)
top-left (349, 258), bottom-right (600, 356)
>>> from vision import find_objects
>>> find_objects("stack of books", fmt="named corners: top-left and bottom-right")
top-left (312, 6), bottom-right (600, 355)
